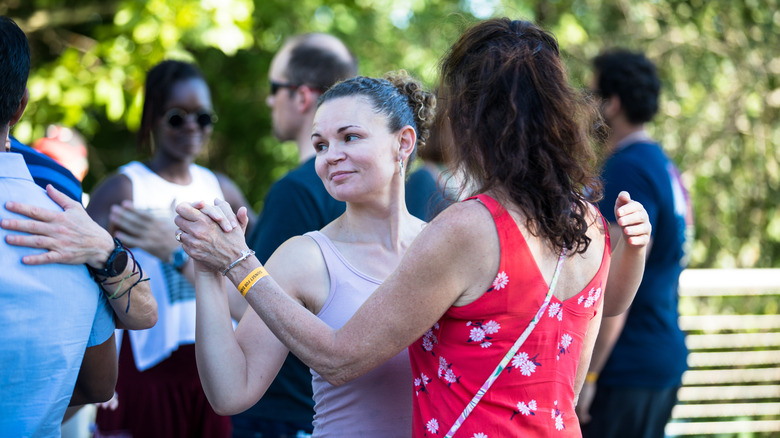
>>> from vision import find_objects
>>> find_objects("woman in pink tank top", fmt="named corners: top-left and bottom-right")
top-left (178, 19), bottom-right (652, 437)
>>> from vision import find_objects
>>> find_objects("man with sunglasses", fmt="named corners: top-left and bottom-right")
top-left (234, 33), bottom-right (358, 438)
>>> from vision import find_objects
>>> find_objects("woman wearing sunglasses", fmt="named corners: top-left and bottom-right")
top-left (87, 60), bottom-right (253, 438)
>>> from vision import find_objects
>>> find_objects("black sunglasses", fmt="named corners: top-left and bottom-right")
top-left (270, 81), bottom-right (326, 96)
top-left (270, 81), bottom-right (299, 96)
top-left (164, 108), bottom-right (217, 129)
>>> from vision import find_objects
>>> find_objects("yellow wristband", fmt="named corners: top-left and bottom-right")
top-left (238, 266), bottom-right (268, 297)
top-left (585, 371), bottom-right (599, 384)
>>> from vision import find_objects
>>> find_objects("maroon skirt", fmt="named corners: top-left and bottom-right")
top-left (94, 334), bottom-right (231, 438)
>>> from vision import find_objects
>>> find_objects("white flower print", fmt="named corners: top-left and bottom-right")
top-left (483, 320), bottom-right (500, 334)
top-left (472, 433), bottom-right (488, 438)
top-left (557, 333), bottom-right (573, 360)
top-left (578, 286), bottom-right (602, 308)
top-left (426, 418), bottom-right (439, 434)
top-left (438, 356), bottom-right (447, 378)
top-left (467, 320), bottom-right (500, 348)
top-left (550, 401), bottom-right (565, 431)
top-left (421, 323), bottom-right (439, 353)
top-left (560, 333), bottom-right (573, 349)
top-left (509, 352), bottom-right (541, 376)
top-left (520, 358), bottom-right (537, 376)
top-left (414, 373), bottom-right (431, 396)
top-left (511, 352), bottom-right (529, 369)
top-left (469, 327), bottom-right (486, 342)
top-left (492, 271), bottom-right (509, 290)
top-left (512, 399), bottom-right (538, 419)
top-left (437, 356), bottom-right (461, 386)
top-left (547, 302), bottom-right (563, 321)
top-left (444, 368), bottom-right (458, 384)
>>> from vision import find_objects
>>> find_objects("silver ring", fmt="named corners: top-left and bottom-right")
top-left (175, 232), bottom-right (183, 242)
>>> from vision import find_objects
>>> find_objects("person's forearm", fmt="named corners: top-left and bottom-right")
top-left (97, 252), bottom-right (157, 330)
top-left (603, 235), bottom-right (646, 316)
top-left (194, 270), bottom-right (257, 414)
top-left (232, 260), bottom-right (388, 386)
top-left (587, 312), bottom-right (628, 376)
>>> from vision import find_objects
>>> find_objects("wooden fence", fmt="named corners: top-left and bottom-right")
top-left (665, 269), bottom-right (780, 437)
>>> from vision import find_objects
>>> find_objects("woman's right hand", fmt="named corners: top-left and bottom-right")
top-left (174, 199), bottom-right (250, 274)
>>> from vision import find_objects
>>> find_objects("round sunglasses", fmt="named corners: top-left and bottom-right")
top-left (164, 108), bottom-right (217, 129)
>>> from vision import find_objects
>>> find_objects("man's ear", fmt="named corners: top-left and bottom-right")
top-left (295, 85), bottom-right (319, 114)
top-left (603, 95), bottom-right (621, 121)
top-left (9, 88), bottom-right (29, 127)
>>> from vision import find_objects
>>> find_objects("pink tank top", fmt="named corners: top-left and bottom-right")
top-left (305, 231), bottom-right (413, 437)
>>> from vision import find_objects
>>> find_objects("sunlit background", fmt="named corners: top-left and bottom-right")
top-left (5, 0), bottom-right (780, 269)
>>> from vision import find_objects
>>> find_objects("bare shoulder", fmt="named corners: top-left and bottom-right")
top-left (86, 173), bottom-right (132, 227)
top-left (265, 234), bottom-right (330, 314)
top-left (425, 198), bottom-right (497, 241)
top-left (404, 198), bottom-right (500, 306)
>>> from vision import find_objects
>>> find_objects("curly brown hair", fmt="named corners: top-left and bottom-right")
top-left (438, 18), bottom-right (602, 254)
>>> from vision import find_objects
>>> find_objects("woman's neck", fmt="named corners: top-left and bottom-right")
top-left (145, 154), bottom-right (193, 185)
top-left (333, 195), bottom-right (420, 253)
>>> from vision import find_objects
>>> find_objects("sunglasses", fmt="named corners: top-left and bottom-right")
top-left (269, 81), bottom-right (326, 96)
top-left (270, 81), bottom-right (299, 96)
top-left (164, 108), bottom-right (217, 129)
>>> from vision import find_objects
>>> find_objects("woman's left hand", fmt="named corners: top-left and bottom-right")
top-left (174, 199), bottom-right (250, 273)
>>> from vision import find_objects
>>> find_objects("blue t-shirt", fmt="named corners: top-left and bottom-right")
top-left (0, 153), bottom-right (115, 437)
top-left (597, 140), bottom-right (692, 388)
top-left (242, 156), bottom-right (345, 426)
top-left (9, 137), bottom-right (82, 202)
top-left (405, 166), bottom-right (450, 221)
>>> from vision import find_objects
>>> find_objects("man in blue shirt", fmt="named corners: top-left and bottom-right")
top-left (0, 16), bottom-right (118, 437)
top-left (0, 16), bottom-right (157, 436)
top-left (579, 50), bottom-right (694, 438)
top-left (235, 33), bottom-right (356, 438)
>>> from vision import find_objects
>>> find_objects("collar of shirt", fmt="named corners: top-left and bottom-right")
top-left (614, 129), bottom-right (654, 153)
top-left (0, 152), bottom-right (34, 181)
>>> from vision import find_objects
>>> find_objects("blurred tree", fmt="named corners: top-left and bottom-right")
top-left (5, 0), bottom-right (779, 269)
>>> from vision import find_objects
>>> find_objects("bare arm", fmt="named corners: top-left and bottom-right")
top-left (70, 334), bottom-right (118, 406)
top-left (177, 199), bottom-right (494, 386)
top-left (1, 184), bottom-right (157, 330)
top-left (574, 311), bottom-right (628, 423)
top-left (190, 205), bottom-right (324, 414)
top-left (603, 191), bottom-right (651, 316)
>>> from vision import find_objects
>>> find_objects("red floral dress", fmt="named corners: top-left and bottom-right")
top-left (408, 194), bottom-right (610, 437)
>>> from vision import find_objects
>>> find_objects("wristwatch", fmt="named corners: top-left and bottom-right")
top-left (171, 246), bottom-right (190, 270)
top-left (88, 238), bottom-right (129, 278)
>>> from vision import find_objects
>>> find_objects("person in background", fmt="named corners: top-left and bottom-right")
top-left (176, 18), bottom-right (652, 437)
top-left (578, 49), bottom-right (693, 438)
top-left (33, 124), bottom-right (89, 182)
top-left (9, 135), bottom-right (83, 202)
top-left (237, 32), bottom-right (357, 438)
top-left (87, 59), bottom-right (252, 438)
top-left (404, 102), bottom-right (457, 221)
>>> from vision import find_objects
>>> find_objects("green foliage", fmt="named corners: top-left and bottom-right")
top-left (5, 0), bottom-right (779, 268)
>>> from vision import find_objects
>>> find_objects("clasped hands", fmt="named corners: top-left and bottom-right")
top-left (174, 199), bottom-right (252, 274)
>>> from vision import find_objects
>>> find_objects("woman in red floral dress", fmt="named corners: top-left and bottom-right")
top-left (177, 18), bottom-right (651, 437)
